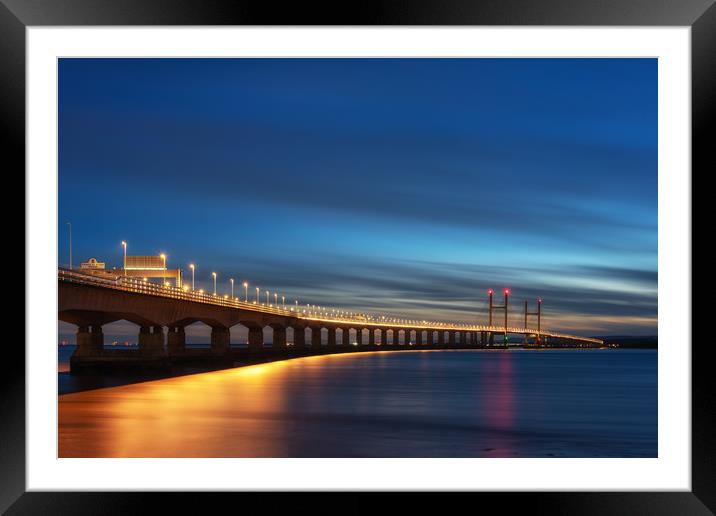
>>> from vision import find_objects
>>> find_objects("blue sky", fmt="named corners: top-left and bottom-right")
top-left (58, 58), bottom-right (657, 335)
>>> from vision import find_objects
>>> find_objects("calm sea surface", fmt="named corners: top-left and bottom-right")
top-left (58, 349), bottom-right (657, 458)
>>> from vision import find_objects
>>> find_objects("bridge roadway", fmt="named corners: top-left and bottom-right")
top-left (58, 268), bottom-right (603, 371)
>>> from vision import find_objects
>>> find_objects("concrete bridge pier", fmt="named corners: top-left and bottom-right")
top-left (368, 328), bottom-right (375, 347)
top-left (460, 332), bottom-right (467, 347)
top-left (355, 328), bottom-right (363, 346)
top-left (327, 327), bottom-right (337, 349)
top-left (74, 324), bottom-right (104, 357)
top-left (311, 326), bottom-right (322, 350)
top-left (139, 326), bottom-right (166, 356)
top-left (341, 327), bottom-right (350, 348)
top-left (415, 330), bottom-right (423, 346)
top-left (272, 325), bottom-right (287, 351)
top-left (247, 326), bottom-right (263, 353)
top-left (405, 330), bottom-right (411, 345)
top-left (293, 326), bottom-right (306, 349)
top-left (210, 326), bottom-right (231, 355)
top-left (167, 326), bottom-right (186, 355)
top-left (448, 331), bottom-right (455, 347)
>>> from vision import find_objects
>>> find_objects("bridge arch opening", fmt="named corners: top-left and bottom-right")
top-left (229, 323), bottom-right (249, 349)
top-left (184, 320), bottom-right (213, 349)
top-left (97, 319), bottom-right (143, 349)
top-left (305, 327), bottom-right (316, 347)
top-left (262, 326), bottom-right (273, 348)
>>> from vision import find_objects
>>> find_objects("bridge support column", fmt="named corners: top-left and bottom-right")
top-left (167, 326), bottom-right (186, 355)
top-left (211, 326), bottom-right (231, 355)
top-left (435, 331), bottom-right (443, 347)
top-left (293, 326), bottom-right (306, 349)
top-left (74, 325), bottom-right (104, 357)
top-left (311, 327), bottom-right (322, 350)
top-left (405, 330), bottom-right (411, 345)
top-left (367, 328), bottom-right (375, 347)
top-left (247, 327), bottom-right (263, 353)
top-left (341, 327), bottom-right (350, 348)
top-left (447, 331), bottom-right (455, 347)
top-left (489, 332), bottom-right (495, 346)
top-left (327, 327), bottom-right (336, 348)
top-left (139, 326), bottom-right (166, 356)
top-left (415, 330), bottom-right (423, 346)
top-left (272, 326), bottom-right (287, 351)
top-left (355, 328), bottom-right (362, 346)
top-left (460, 332), bottom-right (467, 347)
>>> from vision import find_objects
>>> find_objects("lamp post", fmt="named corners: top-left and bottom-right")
top-left (255, 286), bottom-right (259, 303)
top-left (282, 295), bottom-right (285, 310)
top-left (121, 240), bottom-right (127, 276)
top-left (504, 288), bottom-right (510, 345)
top-left (274, 292), bottom-right (278, 306)
top-left (230, 278), bottom-right (234, 298)
top-left (265, 290), bottom-right (269, 305)
top-left (189, 264), bottom-right (195, 290)
top-left (160, 254), bottom-right (166, 286)
top-left (212, 272), bottom-right (217, 296)
top-left (66, 223), bottom-right (72, 270)
top-left (243, 282), bottom-right (248, 302)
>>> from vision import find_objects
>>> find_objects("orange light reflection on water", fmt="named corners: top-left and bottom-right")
top-left (59, 358), bottom-right (307, 457)
top-left (59, 351), bottom-right (401, 457)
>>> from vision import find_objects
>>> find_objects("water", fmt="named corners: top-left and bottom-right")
top-left (58, 349), bottom-right (657, 458)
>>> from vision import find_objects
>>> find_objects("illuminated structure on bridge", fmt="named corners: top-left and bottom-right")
top-left (58, 267), bottom-right (603, 372)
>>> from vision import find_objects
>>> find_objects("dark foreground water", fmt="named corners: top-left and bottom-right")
top-left (58, 349), bottom-right (656, 458)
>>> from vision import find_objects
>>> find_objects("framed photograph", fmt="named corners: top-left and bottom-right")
top-left (7, 0), bottom-right (707, 513)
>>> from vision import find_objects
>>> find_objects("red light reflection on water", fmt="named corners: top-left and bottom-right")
top-left (479, 351), bottom-right (516, 456)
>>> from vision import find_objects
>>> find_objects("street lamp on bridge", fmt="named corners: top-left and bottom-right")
top-left (243, 281), bottom-right (248, 302)
top-left (230, 278), bottom-right (234, 298)
top-left (189, 264), bottom-right (195, 290)
top-left (212, 272), bottom-right (217, 296)
top-left (121, 241), bottom-right (127, 276)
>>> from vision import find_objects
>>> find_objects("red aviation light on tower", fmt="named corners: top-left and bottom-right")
top-left (487, 289), bottom-right (494, 295)
top-left (504, 288), bottom-right (510, 295)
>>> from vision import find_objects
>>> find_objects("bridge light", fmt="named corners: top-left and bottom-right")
top-left (488, 289), bottom-right (493, 295)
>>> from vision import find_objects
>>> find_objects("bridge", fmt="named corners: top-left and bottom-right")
top-left (58, 267), bottom-right (604, 372)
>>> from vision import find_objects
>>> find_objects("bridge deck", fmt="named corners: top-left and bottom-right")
top-left (58, 268), bottom-right (602, 345)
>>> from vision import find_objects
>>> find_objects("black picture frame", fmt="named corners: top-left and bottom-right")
top-left (5, 1), bottom-right (707, 513)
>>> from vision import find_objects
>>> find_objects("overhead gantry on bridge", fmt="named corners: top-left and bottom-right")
top-left (58, 268), bottom-right (604, 372)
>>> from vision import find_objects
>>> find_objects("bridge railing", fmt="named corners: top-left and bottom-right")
top-left (58, 267), bottom-right (602, 344)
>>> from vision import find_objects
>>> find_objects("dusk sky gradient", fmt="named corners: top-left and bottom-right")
top-left (58, 58), bottom-right (657, 337)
